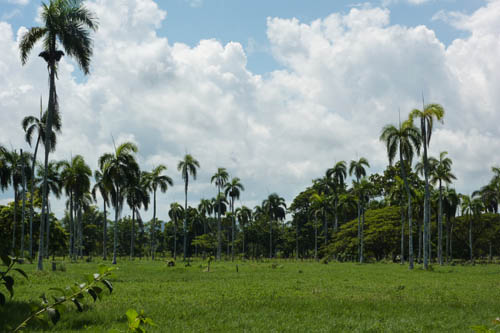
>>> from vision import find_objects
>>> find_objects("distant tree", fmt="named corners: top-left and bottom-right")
top-left (326, 161), bottom-right (347, 232)
top-left (178, 154), bottom-right (200, 260)
top-left (92, 169), bottom-right (110, 260)
top-left (236, 205), bottom-right (252, 257)
top-left (168, 202), bottom-right (184, 260)
top-left (263, 193), bottom-right (286, 259)
top-left (349, 157), bottom-right (370, 263)
top-left (125, 171), bottom-right (150, 259)
top-left (224, 177), bottom-right (244, 261)
top-left (211, 167), bottom-right (229, 260)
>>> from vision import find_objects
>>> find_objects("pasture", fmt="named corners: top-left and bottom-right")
top-left (1, 259), bottom-right (499, 332)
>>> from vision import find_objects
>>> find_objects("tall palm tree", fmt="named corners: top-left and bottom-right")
top-left (409, 102), bottom-right (445, 269)
top-left (144, 165), bottom-right (173, 260)
top-left (177, 154), bottom-right (200, 261)
top-left (443, 188), bottom-right (459, 262)
top-left (224, 177), bottom-right (245, 261)
top-left (380, 120), bottom-right (421, 269)
top-left (326, 161), bottom-right (347, 232)
top-left (92, 169), bottom-right (110, 260)
top-left (352, 178), bottom-right (373, 263)
top-left (198, 198), bottom-right (213, 258)
top-left (430, 151), bottom-right (456, 265)
top-left (349, 157), bottom-right (370, 263)
top-left (22, 97), bottom-right (61, 259)
top-left (235, 205), bottom-right (252, 257)
top-left (460, 194), bottom-right (483, 263)
top-left (19, 0), bottom-right (98, 271)
top-left (168, 202), bottom-right (184, 260)
top-left (211, 167), bottom-right (229, 260)
top-left (99, 142), bottom-right (140, 264)
top-left (35, 160), bottom-right (62, 258)
top-left (125, 171), bottom-right (150, 259)
top-left (310, 191), bottom-right (326, 261)
top-left (263, 193), bottom-right (286, 259)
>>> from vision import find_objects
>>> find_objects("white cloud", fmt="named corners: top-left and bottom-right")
top-left (382, 0), bottom-right (431, 6)
top-left (7, 0), bottom-right (29, 6)
top-left (1, 0), bottom-right (500, 220)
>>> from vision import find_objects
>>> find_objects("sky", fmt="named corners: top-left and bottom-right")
top-left (0, 0), bottom-right (499, 222)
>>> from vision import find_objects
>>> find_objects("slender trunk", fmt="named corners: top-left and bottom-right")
top-left (469, 213), bottom-right (473, 262)
top-left (314, 216), bottom-right (318, 261)
top-left (323, 207), bottom-right (327, 245)
top-left (20, 152), bottom-right (26, 258)
top-left (183, 178), bottom-right (188, 261)
top-left (69, 191), bottom-right (74, 259)
top-left (45, 200), bottom-right (51, 258)
top-left (152, 189), bottom-right (157, 260)
top-left (400, 204), bottom-right (404, 264)
top-left (38, 55), bottom-right (56, 270)
top-left (450, 222), bottom-right (453, 262)
top-left (269, 217), bottom-right (273, 259)
top-left (29, 135), bottom-right (40, 259)
top-left (242, 226), bottom-right (245, 259)
top-left (334, 197), bottom-right (339, 232)
top-left (360, 205), bottom-right (365, 264)
top-left (12, 187), bottom-right (18, 254)
top-left (103, 202), bottom-right (107, 260)
top-left (231, 197), bottom-right (235, 262)
top-left (438, 181), bottom-right (443, 265)
top-left (217, 184), bottom-right (222, 260)
top-left (112, 188), bottom-right (119, 265)
top-left (130, 207), bottom-right (135, 260)
top-left (418, 219), bottom-right (422, 263)
top-left (357, 201), bottom-right (361, 262)
top-left (422, 116), bottom-right (430, 270)
top-left (173, 217), bottom-right (177, 260)
top-left (399, 151), bottom-right (414, 269)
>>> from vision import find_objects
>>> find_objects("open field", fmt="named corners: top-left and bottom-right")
top-left (2, 259), bottom-right (500, 332)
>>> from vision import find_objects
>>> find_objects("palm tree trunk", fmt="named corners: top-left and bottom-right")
top-left (469, 213), bottom-right (473, 262)
top-left (360, 205), bottom-right (365, 264)
top-left (400, 204), bottom-right (404, 264)
top-left (152, 189), bottom-right (157, 260)
top-left (20, 156), bottom-right (27, 258)
top-left (29, 135), bottom-right (40, 259)
top-left (173, 217), bottom-right (177, 260)
top-left (103, 202), bottom-right (107, 260)
top-left (12, 187), bottom-right (18, 254)
top-left (78, 204), bottom-right (83, 259)
top-left (314, 216), bottom-right (318, 261)
top-left (323, 208), bottom-right (327, 245)
top-left (69, 191), bottom-right (74, 259)
top-left (450, 221), bottom-right (453, 262)
top-left (183, 179), bottom-right (188, 261)
top-left (38, 55), bottom-right (56, 271)
top-left (112, 189), bottom-right (119, 265)
top-left (217, 185), bottom-right (222, 261)
top-left (357, 201), bottom-right (361, 262)
top-left (438, 181), bottom-right (443, 265)
top-left (269, 217), bottom-right (273, 259)
top-left (231, 198), bottom-right (235, 262)
top-left (45, 201), bottom-right (51, 258)
top-left (130, 207), bottom-right (135, 260)
top-left (334, 197), bottom-right (339, 232)
top-left (399, 151), bottom-right (414, 269)
top-left (421, 117), bottom-right (430, 270)
top-left (418, 219), bottom-right (422, 263)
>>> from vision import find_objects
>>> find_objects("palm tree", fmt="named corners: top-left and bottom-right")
top-left (409, 102), bottom-right (445, 269)
top-left (19, 0), bottom-right (98, 271)
top-left (22, 97), bottom-right (61, 259)
top-left (430, 152), bottom-right (456, 265)
top-left (349, 157), bottom-right (370, 263)
top-left (224, 177), bottom-right (245, 261)
top-left (310, 191), bottom-right (326, 261)
top-left (125, 171), bottom-right (150, 259)
top-left (380, 120), bottom-right (421, 269)
top-left (235, 205), bottom-right (252, 257)
top-left (99, 142), bottom-right (140, 264)
top-left (352, 178), bottom-right (373, 263)
top-left (177, 154), bottom-right (200, 261)
top-left (168, 203), bottom-right (184, 260)
top-left (198, 199), bottom-right (213, 258)
top-left (211, 167), bottom-right (229, 260)
top-left (460, 194), bottom-right (483, 263)
top-left (443, 188), bottom-right (459, 262)
top-left (263, 193), bottom-right (286, 259)
top-left (326, 161), bottom-right (347, 232)
top-left (35, 160), bottom-right (62, 258)
top-left (144, 165), bottom-right (173, 260)
top-left (92, 169), bottom-right (110, 260)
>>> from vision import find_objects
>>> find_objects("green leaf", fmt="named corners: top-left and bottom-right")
top-left (0, 292), bottom-right (5, 306)
top-left (72, 298), bottom-right (83, 312)
top-left (85, 274), bottom-right (94, 284)
top-left (92, 286), bottom-right (103, 300)
top-left (126, 309), bottom-right (138, 324)
top-left (107, 329), bottom-right (121, 333)
top-left (47, 307), bottom-right (60, 325)
top-left (98, 265), bottom-right (107, 276)
top-left (102, 279), bottom-right (113, 294)
top-left (87, 288), bottom-right (97, 302)
top-left (1, 254), bottom-right (11, 267)
top-left (14, 268), bottom-right (28, 280)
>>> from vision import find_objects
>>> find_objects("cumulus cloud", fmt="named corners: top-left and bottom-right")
top-left (1, 0), bottom-right (500, 219)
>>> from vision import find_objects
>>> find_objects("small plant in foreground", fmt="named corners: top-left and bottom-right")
top-left (0, 254), bottom-right (28, 306)
top-left (13, 265), bottom-right (115, 332)
top-left (108, 309), bottom-right (156, 333)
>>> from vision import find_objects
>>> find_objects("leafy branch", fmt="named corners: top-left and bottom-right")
top-left (1, 254), bottom-right (28, 306)
top-left (13, 265), bottom-right (115, 332)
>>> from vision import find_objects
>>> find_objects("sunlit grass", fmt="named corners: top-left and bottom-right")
top-left (2, 258), bottom-right (500, 332)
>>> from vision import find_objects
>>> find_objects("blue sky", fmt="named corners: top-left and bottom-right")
top-left (1, 0), bottom-right (486, 75)
top-left (1, 0), bottom-right (499, 219)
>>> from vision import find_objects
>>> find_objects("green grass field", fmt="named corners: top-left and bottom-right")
top-left (1, 258), bottom-right (500, 332)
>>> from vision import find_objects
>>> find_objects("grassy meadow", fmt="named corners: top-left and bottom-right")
top-left (1, 259), bottom-right (500, 332)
